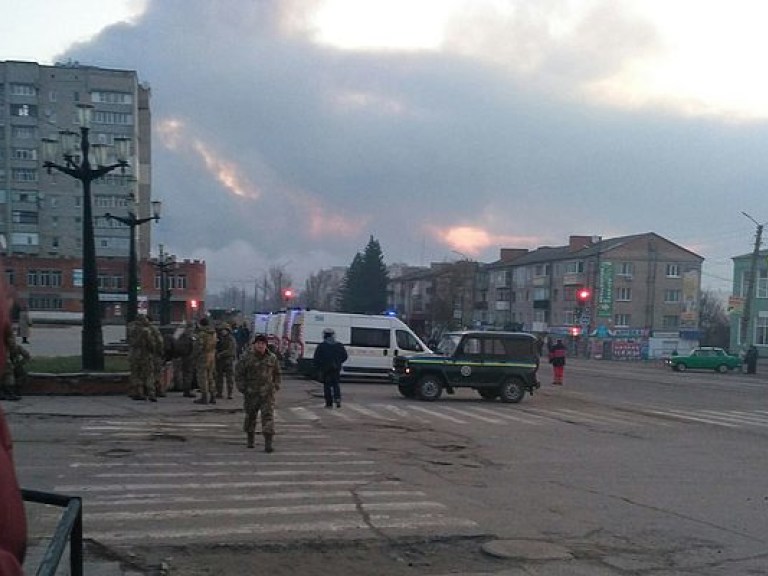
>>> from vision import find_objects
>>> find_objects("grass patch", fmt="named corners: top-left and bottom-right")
top-left (29, 355), bottom-right (130, 373)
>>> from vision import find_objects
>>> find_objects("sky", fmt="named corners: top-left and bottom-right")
top-left (3, 0), bottom-right (768, 295)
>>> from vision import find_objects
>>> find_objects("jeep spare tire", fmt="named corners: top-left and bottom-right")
top-left (417, 375), bottom-right (443, 401)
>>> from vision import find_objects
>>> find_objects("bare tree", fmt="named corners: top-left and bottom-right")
top-left (699, 289), bottom-right (730, 349)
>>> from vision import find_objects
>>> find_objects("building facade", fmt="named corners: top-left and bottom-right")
top-left (389, 233), bottom-right (704, 359)
top-left (730, 249), bottom-right (768, 354)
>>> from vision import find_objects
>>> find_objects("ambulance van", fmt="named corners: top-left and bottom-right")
top-left (290, 311), bottom-right (431, 379)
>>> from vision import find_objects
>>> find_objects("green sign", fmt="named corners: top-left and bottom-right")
top-left (597, 262), bottom-right (613, 317)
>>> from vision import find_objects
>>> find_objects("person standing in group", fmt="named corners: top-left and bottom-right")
top-left (235, 322), bottom-right (251, 359)
top-left (744, 345), bottom-right (759, 375)
top-left (127, 315), bottom-right (157, 401)
top-left (147, 317), bottom-right (166, 398)
top-left (192, 317), bottom-right (217, 405)
top-left (235, 334), bottom-right (281, 452)
top-left (549, 338), bottom-right (567, 386)
top-left (17, 307), bottom-right (30, 345)
top-left (174, 322), bottom-right (196, 397)
top-left (215, 324), bottom-right (237, 399)
top-left (313, 327), bottom-right (348, 408)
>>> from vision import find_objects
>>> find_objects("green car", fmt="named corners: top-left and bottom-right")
top-left (668, 347), bottom-right (741, 373)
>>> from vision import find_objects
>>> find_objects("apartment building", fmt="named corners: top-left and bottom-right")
top-left (730, 249), bottom-right (768, 353)
top-left (389, 233), bottom-right (703, 358)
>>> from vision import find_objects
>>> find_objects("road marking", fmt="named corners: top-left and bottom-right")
top-left (646, 409), bottom-right (740, 428)
top-left (55, 479), bottom-right (401, 492)
top-left (439, 405), bottom-right (505, 424)
top-left (406, 405), bottom-right (468, 424)
top-left (91, 470), bottom-right (379, 479)
top-left (697, 410), bottom-right (768, 427)
top-left (343, 403), bottom-right (396, 420)
top-left (555, 408), bottom-right (641, 426)
top-left (289, 407), bottom-right (320, 420)
top-left (466, 406), bottom-right (543, 425)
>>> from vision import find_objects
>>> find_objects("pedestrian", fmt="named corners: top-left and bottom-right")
top-left (127, 315), bottom-right (157, 401)
top-left (313, 327), bottom-right (348, 408)
top-left (235, 322), bottom-right (251, 359)
top-left (147, 317), bottom-right (166, 398)
top-left (235, 334), bottom-right (281, 452)
top-left (548, 338), bottom-right (567, 385)
top-left (0, 327), bottom-right (27, 402)
top-left (745, 345), bottom-right (758, 375)
top-left (17, 308), bottom-right (30, 345)
top-left (192, 317), bottom-right (217, 405)
top-left (173, 322), bottom-right (196, 397)
top-left (215, 324), bottom-right (237, 399)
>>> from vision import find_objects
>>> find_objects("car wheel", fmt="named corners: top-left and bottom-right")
top-left (478, 389), bottom-right (499, 401)
top-left (398, 384), bottom-right (416, 398)
top-left (716, 364), bottom-right (728, 374)
top-left (676, 363), bottom-right (687, 372)
top-left (499, 379), bottom-right (525, 403)
top-left (417, 375), bottom-right (443, 401)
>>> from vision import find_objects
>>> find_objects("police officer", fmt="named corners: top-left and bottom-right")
top-left (313, 327), bottom-right (348, 408)
top-left (235, 334), bottom-right (281, 452)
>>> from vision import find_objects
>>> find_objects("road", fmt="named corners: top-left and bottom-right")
top-left (5, 360), bottom-right (768, 575)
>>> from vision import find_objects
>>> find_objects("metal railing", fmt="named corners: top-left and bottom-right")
top-left (21, 489), bottom-right (83, 576)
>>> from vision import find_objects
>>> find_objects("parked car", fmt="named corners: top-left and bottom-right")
top-left (668, 347), bottom-right (741, 373)
top-left (390, 331), bottom-right (540, 402)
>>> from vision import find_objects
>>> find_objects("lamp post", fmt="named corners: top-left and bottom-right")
top-left (42, 104), bottom-right (131, 371)
top-left (153, 245), bottom-right (177, 325)
top-left (104, 200), bottom-right (162, 324)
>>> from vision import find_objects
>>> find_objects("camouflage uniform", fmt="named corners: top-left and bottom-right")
top-left (127, 316), bottom-right (157, 401)
top-left (147, 320), bottom-right (165, 398)
top-left (192, 319), bottom-right (217, 404)
top-left (173, 323), bottom-right (195, 397)
top-left (235, 343), bottom-right (281, 451)
top-left (0, 340), bottom-right (30, 401)
top-left (215, 326), bottom-right (237, 399)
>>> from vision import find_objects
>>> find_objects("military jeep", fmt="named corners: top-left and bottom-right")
top-left (390, 331), bottom-right (541, 403)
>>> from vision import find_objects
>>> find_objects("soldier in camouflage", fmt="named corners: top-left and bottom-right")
top-left (215, 324), bottom-right (237, 399)
top-left (127, 315), bottom-right (158, 401)
top-left (0, 326), bottom-right (29, 401)
top-left (192, 317), bottom-right (218, 405)
top-left (235, 333), bottom-right (281, 452)
top-left (147, 317), bottom-right (165, 398)
top-left (174, 322), bottom-right (196, 397)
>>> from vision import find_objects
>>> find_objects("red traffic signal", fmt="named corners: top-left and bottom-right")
top-left (282, 288), bottom-right (294, 300)
top-left (576, 288), bottom-right (591, 301)
top-left (190, 299), bottom-right (198, 309)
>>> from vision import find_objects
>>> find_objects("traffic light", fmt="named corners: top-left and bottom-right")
top-left (282, 288), bottom-right (294, 301)
top-left (190, 299), bottom-right (198, 310)
top-left (576, 287), bottom-right (591, 302)
top-left (570, 327), bottom-right (581, 336)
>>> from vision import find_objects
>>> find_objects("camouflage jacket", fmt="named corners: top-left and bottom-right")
top-left (193, 325), bottom-right (217, 363)
top-left (216, 332), bottom-right (237, 362)
top-left (235, 350), bottom-right (281, 397)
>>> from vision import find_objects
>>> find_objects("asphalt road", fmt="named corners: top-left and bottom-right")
top-left (5, 360), bottom-right (768, 575)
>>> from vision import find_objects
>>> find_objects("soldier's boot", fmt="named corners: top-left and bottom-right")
top-left (264, 433), bottom-right (274, 453)
top-left (193, 392), bottom-right (208, 404)
top-left (247, 431), bottom-right (255, 449)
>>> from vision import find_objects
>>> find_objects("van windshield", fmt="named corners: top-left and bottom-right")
top-left (437, 334), bottom-right (462, 356)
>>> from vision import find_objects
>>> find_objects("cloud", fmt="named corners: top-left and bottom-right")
top-left (61, 0), bottom-right (768, 294)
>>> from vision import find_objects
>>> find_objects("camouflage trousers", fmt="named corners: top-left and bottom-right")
top-left (243, 392), bottom-right (275, 436)
top-left (173, 356), bottom-right (195, 392)
top-left (195, 359), bottom-right (216, 398)
top-left (129, 356), bottom-right (155, 399)
top-left (216, 360), bottom-right (235, 397)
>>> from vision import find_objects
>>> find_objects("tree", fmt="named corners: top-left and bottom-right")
top-left (303, 269), bottom-right (336, 310)
top-left (339, 236), bottom-right (389, 314)
top-left (699, 289), bottom-right (730, 349)
top-left (266, 265), bottom-right (293, 310)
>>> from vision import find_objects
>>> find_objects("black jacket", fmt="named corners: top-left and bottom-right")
top-left (313, 337), bottom-right (348, 375)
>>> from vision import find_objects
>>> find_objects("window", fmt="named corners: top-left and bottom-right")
top-left (10, 84), bottom-right (37, 96)
top-left (396, 330), bottom-right (423, 352)
top-left (172, 275), bottom-right (187, 290)
top-left (616, 287), bottom-right (632, 301)
top-left (5, 269), bottom-right (15, 286)
top-left (533, 288), bottom-right (549, 300)
top-left (664, 289), bottom-right (682, 303)
top-left (98, 275), bottom-right (124, 290)
top-left (91, 91), bottom-right (133, 104)
top-left (12, 168), bottom-right (37, 182)
top-left (12, 211), bottom-right (38, 224)
top-left (564, 310), bottom-right (576, 325)
top-left (11, 190), bottom-right (38, 203)
top-left (92, 111), bottom-right (133, 125)
top-left (12, 148), bottom-right (37, 161)
top-left (564, 261), bottom-right (584, 274)
top-left (756, 270), bottom-right (768, 299)
top-left (49, 90), bottom-right (57, 102)
top-left (534, 263), bottom-right (550, 277)
top-left (51, 237), bottom-right (59, 249)
top-left (27, 270), bottom-right (62, 287)
top-left (10, 104), bottom-right (37, 118)
top-left (662, 315), bottom-right (680, 329)
top-left (11, 233), bottom-right (38, 246)
top-left (617, 262), bottom-right (634, 277)
top-left (28, 294), bottom-right (63, 310)
top-left (614, 314), bottom-right (631, 327)
top-left (350, 327), bottom-right (390, 348)
top-left (11, 126), bottom-right (36, 139)
top-left (756, 317), bottom-right (768, 346)
top-left (666, 264), bottom-right (680, 277)
top-left (459, 337), bottom-right (481, 356)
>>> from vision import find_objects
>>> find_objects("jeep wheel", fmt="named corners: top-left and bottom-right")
top-left (477, 389), bottom-right (499, 401)
top-left (398, 384), bottom-right (416, 398)
top-left (417, 375), bottom-right (443, 401)
top-left (499, 379), bottom-right (525, 403)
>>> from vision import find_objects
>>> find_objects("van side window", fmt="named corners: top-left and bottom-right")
top-left (502, 338), bottom-right (535, 360)
top-left (396, 330), bottom-right (423, 352)
top-left (350, 327), bottom-right (390, 348)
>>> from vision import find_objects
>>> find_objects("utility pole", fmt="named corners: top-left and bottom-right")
top-left (740, 212), bottom-right (764, 348)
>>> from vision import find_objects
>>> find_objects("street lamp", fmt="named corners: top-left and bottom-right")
top-left (153, 244), bottom-right (177, 325)
top-left (42, 103), bottom-right (131, 371)
top-left (104, 199), bottom-right (162, 324)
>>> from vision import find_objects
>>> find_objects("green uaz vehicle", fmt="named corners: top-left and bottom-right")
top-left (390, 331), bottom-right (541, 403)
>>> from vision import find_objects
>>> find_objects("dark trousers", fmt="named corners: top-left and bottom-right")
top-left (323, 371), bottom-right (341, 406)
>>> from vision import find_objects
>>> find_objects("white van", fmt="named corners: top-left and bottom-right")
top-left (290, 311), bottom-right (431, 379)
